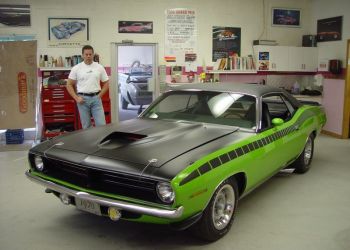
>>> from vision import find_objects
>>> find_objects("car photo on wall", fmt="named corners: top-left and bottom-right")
top-left (51, 21), bottom-right (85, 39)
top-left (118, 21), bottom-right (153, 34)
top-left (26, 83), bottom-right (326, 241)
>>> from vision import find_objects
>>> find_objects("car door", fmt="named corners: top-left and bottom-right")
top-left (238, 96), bottom-right (288, 191)
top-left (262, 93), bottom-right (305, 167)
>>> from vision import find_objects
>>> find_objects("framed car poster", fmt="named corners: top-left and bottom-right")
top-left (272, 8), bottom-right (301, 27)
top-left (212, 26), bottom-right (241, 62)
top-left (118, 21), bottom-right (153, 34)
top-left (48, 18), bottom-right (89, 47)
top-left (0, 4), bottom-right (31, 27)
top-left (317, 16), bottom-right (342, 42)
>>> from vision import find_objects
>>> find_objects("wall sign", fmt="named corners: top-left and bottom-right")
top-left (165, 8), bottom-right (197, 64)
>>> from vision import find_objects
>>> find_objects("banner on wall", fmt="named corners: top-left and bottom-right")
top-left (165, 8), bottom-right (197, 64)
top-left (0, 41), bottom-right (37, 129)
top-left (212, 26), bottom-right (241, 62)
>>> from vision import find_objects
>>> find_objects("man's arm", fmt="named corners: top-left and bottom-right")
top-left (66, 78), bottom-right (84, 104)
top-left (98, 80), bottom-right (109, 99)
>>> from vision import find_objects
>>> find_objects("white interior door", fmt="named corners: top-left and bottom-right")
top-left (110, 43), bottom-right (159, 123)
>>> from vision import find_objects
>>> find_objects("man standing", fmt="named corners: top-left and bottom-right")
top-left (66, 45), bottom-right (109, 129)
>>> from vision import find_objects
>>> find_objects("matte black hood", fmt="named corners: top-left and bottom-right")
top-left (36, 119), bottom-right (237, 169)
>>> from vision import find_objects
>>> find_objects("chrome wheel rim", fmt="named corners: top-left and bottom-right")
top-left (304, 137), bottom-right (313, 165)
top-left (212, 184), bottom-right (235, 230)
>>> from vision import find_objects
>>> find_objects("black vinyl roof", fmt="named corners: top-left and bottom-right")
top-left (169, 82), bottom-right (284, 98)
top-left (169, 82), bottom-right (301, 107)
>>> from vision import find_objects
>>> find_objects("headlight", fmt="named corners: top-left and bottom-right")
top-left (34, 155), bottom-right (44, 171)
top-left (156, 182), bottom-right (175, 204)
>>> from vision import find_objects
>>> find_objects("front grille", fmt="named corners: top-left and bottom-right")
top-left (41, 158), bottom-right (161, 204)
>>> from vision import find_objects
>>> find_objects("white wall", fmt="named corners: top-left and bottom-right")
top-left (311, 0), bottom-right (350, 67)
top-left (0, 0), bottom-right (316, 67)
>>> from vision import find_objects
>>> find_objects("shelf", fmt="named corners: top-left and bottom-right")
top-left (39, 67), bottom-right (72, 71)
top-left (207, 70), bottom-right (257, 74)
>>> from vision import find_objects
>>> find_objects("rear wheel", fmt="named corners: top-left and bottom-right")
top-left (192, 178), bottom-right (238, 241)
top-left (292, 134), bottom-right (314, 174)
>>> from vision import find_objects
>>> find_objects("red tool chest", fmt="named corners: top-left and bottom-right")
top-left (39, 68), bottom-right (111, 139)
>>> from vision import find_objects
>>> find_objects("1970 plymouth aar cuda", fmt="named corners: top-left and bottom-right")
top-left (26, 83), bottom-right (326, 241)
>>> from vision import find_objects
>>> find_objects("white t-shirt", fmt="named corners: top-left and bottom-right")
top-left (68, 62), bottom-right (109, 93)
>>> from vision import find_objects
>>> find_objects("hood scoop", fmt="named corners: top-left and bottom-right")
top-left (99, 132), bottom-right (147, 149)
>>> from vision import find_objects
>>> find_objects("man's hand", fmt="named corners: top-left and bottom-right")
top-left (75, 95), bottom-right (84, 104)
top-left (66, 78), bottom-right (83, 103)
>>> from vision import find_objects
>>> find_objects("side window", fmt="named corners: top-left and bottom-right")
top-left (262, 95), bottom-right (293, 122)
top-left (281, 95), bottom-right (296, 118)
top-left (215, 95), bottom-right (257, 129)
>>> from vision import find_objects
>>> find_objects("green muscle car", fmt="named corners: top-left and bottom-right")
top-left (26, 83), bottom-right (326, 241)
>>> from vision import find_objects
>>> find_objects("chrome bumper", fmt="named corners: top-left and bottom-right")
top-left (25, 171), bottom-right (184, 219)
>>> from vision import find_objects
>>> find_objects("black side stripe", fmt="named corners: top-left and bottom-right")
top-left (198, 163), bottom-right (211, 175)
top-left (180, 169), bottom-right (200, 186)
top-left (236, 148), bottom-right (244, 157)
top-left (209, 158), bottom-right (221, 168)
top-left (219, 154), bottom-right (230, 164)
top-left (242, 145), bottom-right (250, 154)
top-left (180, 119), bottom-right (311, 186)
top-left (228, 150), bottom-right (237, 160)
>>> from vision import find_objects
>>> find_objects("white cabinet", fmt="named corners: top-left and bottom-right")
top-left (254, 46), bottom-right (289, 71)
top-left (303, 48), bottom-right (318, 72)
top-left (254, 46), bottom-right (318, 72)
top-left (288, 47), bottom-right (317, 72)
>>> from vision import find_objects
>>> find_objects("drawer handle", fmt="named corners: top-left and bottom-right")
top-left (53, 110), bottom-right (65, 113)
top-left (52, 105), bottom-right (65, 108)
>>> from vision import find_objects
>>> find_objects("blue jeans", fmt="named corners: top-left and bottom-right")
top-left (77, 95), bottom-right (106, 129)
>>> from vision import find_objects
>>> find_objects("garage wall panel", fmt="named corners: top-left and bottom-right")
top-left (1, 0), bottom-right (313, 67)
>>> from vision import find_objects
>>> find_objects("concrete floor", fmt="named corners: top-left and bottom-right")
top-left (0, 134), bottom-right (349, 250)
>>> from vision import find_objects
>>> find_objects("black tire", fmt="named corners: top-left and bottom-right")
top-left (292, 133), bottom-right (315, 174)
top-left (192, 178), bottom-right (238, 242)
top-left (121, 96), bottom-right (128, 110)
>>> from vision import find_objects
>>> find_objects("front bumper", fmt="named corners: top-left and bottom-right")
top-left (25, 171), bottom-right (184, 219)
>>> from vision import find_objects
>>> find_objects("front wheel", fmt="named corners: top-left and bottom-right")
top-left (121, 96), bottom-right (128, 110)
top-left (292, 133), bottom-right (315, 174)
top-left (192, 178), bottom-right (238, 241)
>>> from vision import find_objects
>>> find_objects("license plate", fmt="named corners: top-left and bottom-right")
top-left (75, 198), bottom-right (101, 216)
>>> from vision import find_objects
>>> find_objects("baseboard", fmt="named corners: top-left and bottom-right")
top-left (321, 130), bottom-right (343, 139)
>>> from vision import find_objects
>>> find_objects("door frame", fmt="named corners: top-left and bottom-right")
top-left (110, 42), bottom-right (159, 124)
top-left (343, 39), bottom-right (350, 138)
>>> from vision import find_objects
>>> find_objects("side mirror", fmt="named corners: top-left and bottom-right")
top-left (272, 118), bottom-right (284, 126)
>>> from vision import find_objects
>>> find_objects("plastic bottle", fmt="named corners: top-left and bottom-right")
top-left (39, 55), bottom-right (45, 67)
top-left (44, 55), bottom-right (48, 67)
top-left (292, 82), bottom-right (300, 95)
top-left (56, 56), bottom-right (62, 67)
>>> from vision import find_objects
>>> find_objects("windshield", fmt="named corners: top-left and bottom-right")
top-left (142, 91), bottom-right (257, 129)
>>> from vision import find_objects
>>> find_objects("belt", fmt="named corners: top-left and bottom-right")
top-left (77, 91), bottom-right (100, 96)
